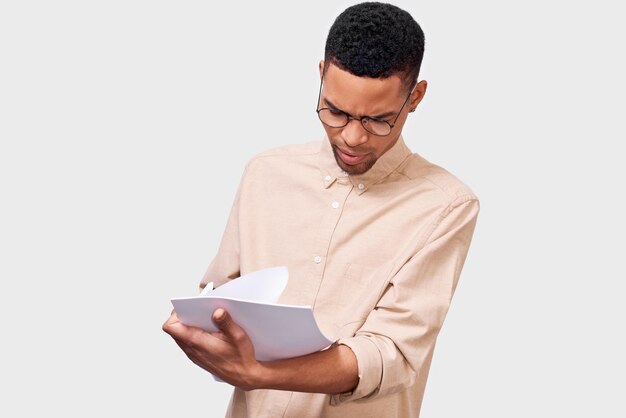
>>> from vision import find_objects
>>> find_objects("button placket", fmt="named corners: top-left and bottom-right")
top-left (306, 181), bottom-right (354, 306)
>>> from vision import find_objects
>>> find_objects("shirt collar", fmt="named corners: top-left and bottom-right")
top-left (318, 135), bottom-right (412, 194)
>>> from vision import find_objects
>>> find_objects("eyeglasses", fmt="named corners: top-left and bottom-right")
top-left (315, 77), bottom-right (414, 136)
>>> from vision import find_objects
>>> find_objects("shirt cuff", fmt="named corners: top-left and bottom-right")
top-left (330, 336), bottom-right (382, 405)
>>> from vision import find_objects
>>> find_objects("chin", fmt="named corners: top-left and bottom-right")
top-left (333, 153), bottom-right (376, 175)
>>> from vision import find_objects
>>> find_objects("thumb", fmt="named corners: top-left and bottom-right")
top-left (212, 308), bottom-right (246, 342)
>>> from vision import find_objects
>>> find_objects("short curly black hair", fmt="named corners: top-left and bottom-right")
top-left (324, 2), bottom-right (425, 92)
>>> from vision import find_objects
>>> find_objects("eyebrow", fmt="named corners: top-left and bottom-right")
top-left (324, 98), bottom-right (397, 120)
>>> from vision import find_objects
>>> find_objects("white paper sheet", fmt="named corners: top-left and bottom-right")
top-left (171, 266), bottom-right (333, 363)
top-left (207, 265), bottom-right (288, 303)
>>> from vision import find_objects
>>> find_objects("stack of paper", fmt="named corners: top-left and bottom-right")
top-left (171, 266), bottom-right (333, 363)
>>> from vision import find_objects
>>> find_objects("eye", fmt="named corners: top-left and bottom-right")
top-left (328, 108), bottom-right (343, 115)
top-left (367, 116), bottom-right (387, 123)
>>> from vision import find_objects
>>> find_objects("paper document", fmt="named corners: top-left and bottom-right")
top-left (171, 266), bottom-right (333, 363)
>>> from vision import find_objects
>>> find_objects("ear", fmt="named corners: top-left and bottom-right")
top-left (318, 60), bottom-right (325, 79)
top-left (409, 80), bottom-right (428, 112)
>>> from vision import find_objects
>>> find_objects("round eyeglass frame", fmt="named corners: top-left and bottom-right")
top-left (315, 75), bottom-right (415, 136)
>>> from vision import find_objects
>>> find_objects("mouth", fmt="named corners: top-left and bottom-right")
top-left (336, 148), bottom-right (368, 165)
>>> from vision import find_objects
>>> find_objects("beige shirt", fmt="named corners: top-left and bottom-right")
top-left (201, 135), bottom-right (479, 418)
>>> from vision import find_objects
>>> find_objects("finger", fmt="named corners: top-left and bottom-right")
top-left (171, 338), bottom-right (209, 370)
top-left (170, 327), bottom-right (207, 352)
top-left (162, 311), bottom-right (190, 339)
top-left (163, 310), bottom-right (180, 328)
top-left (209, 331), bottom-right (227, 341)
top-left (212, 309), bottom-right (246, 342)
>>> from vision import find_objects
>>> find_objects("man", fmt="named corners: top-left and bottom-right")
top-left (163, 2), bottom-right (479, 417)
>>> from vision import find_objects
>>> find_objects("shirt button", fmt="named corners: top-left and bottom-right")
top-left (358, 183), bottom-right (365, 190)
top-left (331, 201), bottom-right (339, 209)
top-left (314, 255), bottom-right (322, 264)
top-left (324, 175), bottom-right (331, 181)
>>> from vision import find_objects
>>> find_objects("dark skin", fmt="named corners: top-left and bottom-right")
top-left (162, 308), bottom-right (359, 393)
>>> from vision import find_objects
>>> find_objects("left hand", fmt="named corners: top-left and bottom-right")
top-left (162, 308), bottom-right (262, 390)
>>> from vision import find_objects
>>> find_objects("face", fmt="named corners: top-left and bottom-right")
top-left (318, 61), bottom-right (427, 175)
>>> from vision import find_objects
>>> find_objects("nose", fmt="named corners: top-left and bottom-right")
top-left (340, 119), bottom-right (369, 148)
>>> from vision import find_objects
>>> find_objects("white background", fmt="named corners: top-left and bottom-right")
top-left (1, 1), bottom-right (625, 417)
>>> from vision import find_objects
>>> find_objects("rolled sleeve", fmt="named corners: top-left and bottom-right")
top-left (330, 337), bottom-right (382, 404)
top-left (332, 195), bottom-right (479, 404)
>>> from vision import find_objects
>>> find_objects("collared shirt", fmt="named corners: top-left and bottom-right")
top-left (201, 135), bottom-right (480, 418)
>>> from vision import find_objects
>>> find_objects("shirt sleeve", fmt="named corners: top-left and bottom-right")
top-left (331, 194), bottom-right (480, 404)
top-left (198, 165), bottom-right (250, 293)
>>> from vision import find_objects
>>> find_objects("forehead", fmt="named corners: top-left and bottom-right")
top-left (322, 64), bottom-right (405, 115)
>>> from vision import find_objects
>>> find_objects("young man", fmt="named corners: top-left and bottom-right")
top-left (163, 2), bottom-right (479, 417)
